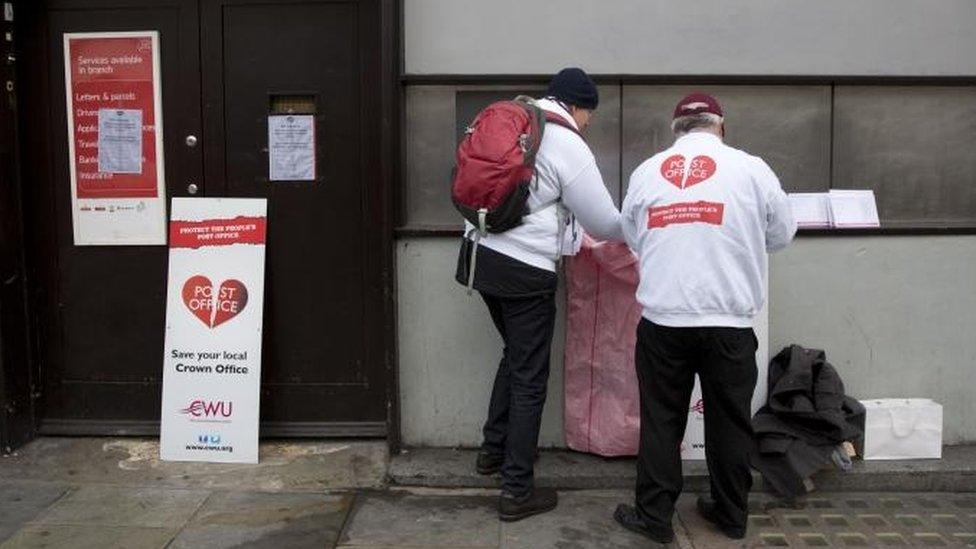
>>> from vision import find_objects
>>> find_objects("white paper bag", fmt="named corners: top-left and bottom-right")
top-left (862, 399), bottom-right (943, 460)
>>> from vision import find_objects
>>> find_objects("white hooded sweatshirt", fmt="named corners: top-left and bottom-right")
top-left (622, 132), bottom-right (797, 328)
top-left (465, 99), bottom-right (623, 272)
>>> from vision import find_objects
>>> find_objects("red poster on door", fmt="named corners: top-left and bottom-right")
top-left (66, 34), bottom-right (158, 198)
top-left (64, 31), bottom-right (166, 246)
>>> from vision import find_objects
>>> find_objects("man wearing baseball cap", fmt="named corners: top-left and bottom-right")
top-left (613, 93), bottom-right (796, 542)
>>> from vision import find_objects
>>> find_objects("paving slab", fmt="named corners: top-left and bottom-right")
top-left (170, 491), bottom-right (352, 548)
top-left (31, 485), bottom-right (208, 528)
top-left (500, 490), bottom-right (689, 549)
top-left (675, 492), bottom-right (976, 548)
top-left (675, 495), bottom-right (752, 549)
top-left (339, 492), bottom-right (499, 547)
top-left (390, 446), bottom-right (976, 492)
top-left (0, 482), bottom-right (70, 544)
top-left (0, 437), bottom-right (386, 492)
top-left (0, 525), bottom-right (176, 549)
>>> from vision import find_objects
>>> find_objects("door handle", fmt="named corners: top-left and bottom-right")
top-left (187, 183), bottom-right (198, 195)
top-left (185, 134), bottom-right (198, 147)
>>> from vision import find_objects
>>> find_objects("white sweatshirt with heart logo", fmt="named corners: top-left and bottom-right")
top-left (621, 132), bottom-right (797, 328)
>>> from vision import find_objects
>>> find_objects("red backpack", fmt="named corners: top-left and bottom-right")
top-left (451, 96), bottom-right (580, 234)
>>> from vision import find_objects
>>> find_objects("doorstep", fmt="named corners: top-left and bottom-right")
top-left (0, 437), bottom-right (388, 492)
top-left (389, 445), bottom-right (976, 492)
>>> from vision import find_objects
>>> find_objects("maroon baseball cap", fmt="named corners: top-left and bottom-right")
top-left (673, 93), bottom-right (723, 119)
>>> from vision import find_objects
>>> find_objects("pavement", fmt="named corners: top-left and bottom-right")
top-left (389, 446), bottom-right (976, 492)
top-left (1, 438), bottom-right (976, 548)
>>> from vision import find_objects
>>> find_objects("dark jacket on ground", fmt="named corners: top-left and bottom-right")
top-left (751, 345), bottom-right (865, 500)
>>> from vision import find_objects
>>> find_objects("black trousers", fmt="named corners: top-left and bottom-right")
top-left (480, 291), bottom-right (556, 497)
top-left (634, 318), bottom-right (758, 533)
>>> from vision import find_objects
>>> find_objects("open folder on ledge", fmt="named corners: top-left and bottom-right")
top-left (788, 190), bottom-right (880, 229)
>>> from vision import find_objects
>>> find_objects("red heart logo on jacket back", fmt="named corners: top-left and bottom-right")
top-left (660, 154), bottom-right (717, 189)
top-left (181, 275), bottom-right (248, 328)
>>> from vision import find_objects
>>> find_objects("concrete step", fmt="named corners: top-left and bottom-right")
top-left (389, 445), bottom-right (976, 492)
top-left (0, 437), bottom-right (388, 492)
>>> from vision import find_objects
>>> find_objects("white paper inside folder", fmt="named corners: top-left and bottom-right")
top-left (787, 190), bottom-right (880, 229)
top-left (788, 193), bottom-right (832, 228)
top-left (827, 189), bottom-right (880, 228)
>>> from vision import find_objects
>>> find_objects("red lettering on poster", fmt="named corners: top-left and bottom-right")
top-left (169, 216), bottom-right (268, 249)
top-left (648, 201), bottom-right (725, 229)
top-left (67, 36), bottom-right (158, 198)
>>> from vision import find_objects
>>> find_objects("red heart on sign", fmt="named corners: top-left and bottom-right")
top-left (659, 154), bottom-right (717, 189)
top-left (213, 279), bottom-right (248, 328)
top-left (182, 275), bottom-right (215, 327)
top-left (181, 275), bottom-right (248, 328)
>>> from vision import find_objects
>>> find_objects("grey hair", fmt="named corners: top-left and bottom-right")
top-left (671, 112), bottom-right (724, 135)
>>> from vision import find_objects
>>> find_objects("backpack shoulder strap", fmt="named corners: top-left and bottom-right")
top-left (542, 111), bottom-right (583, 138)
top-left (512, 95), bottom-right (582, 138)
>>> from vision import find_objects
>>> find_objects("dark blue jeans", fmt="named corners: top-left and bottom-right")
top-left (480, 291), bottom-right (556, 497)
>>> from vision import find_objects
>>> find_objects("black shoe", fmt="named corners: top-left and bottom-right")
top-left (613, 504), bottom-right (675, 544)
top-left (476, 449), bottom-right (541, 475)
top-left (498, 487), bottom-right (558, 522)
top-left (696, 497), bottom-right (746, 540)
top-left (476, 452), bottom-right (504, 475)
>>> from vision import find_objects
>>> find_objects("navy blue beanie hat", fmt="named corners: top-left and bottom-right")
top-left (547, 68), bottom-right (599, 110)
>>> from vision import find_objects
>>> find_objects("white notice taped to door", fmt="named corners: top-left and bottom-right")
top-left (268, 114), bottom-right (315, 181)
top-left (98, 108), bottom-right (143, 174)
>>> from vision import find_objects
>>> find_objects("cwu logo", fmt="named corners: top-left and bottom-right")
top-left (180, 399), bottom-right (233, 418)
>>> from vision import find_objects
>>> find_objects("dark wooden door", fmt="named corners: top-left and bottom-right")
top-left (28, 0), bottom-right (203, 433)
top-left (25, 0), bottom-right (390, 435)
top-left (0, 6), bottom-right (35, 452)
top-left (200, 0), bottom-right (388, 434)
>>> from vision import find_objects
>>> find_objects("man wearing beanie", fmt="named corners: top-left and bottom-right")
top-left (455, 68), bottom-right (623, 521)
top-left (613, 93), bottom-right (796, 542)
